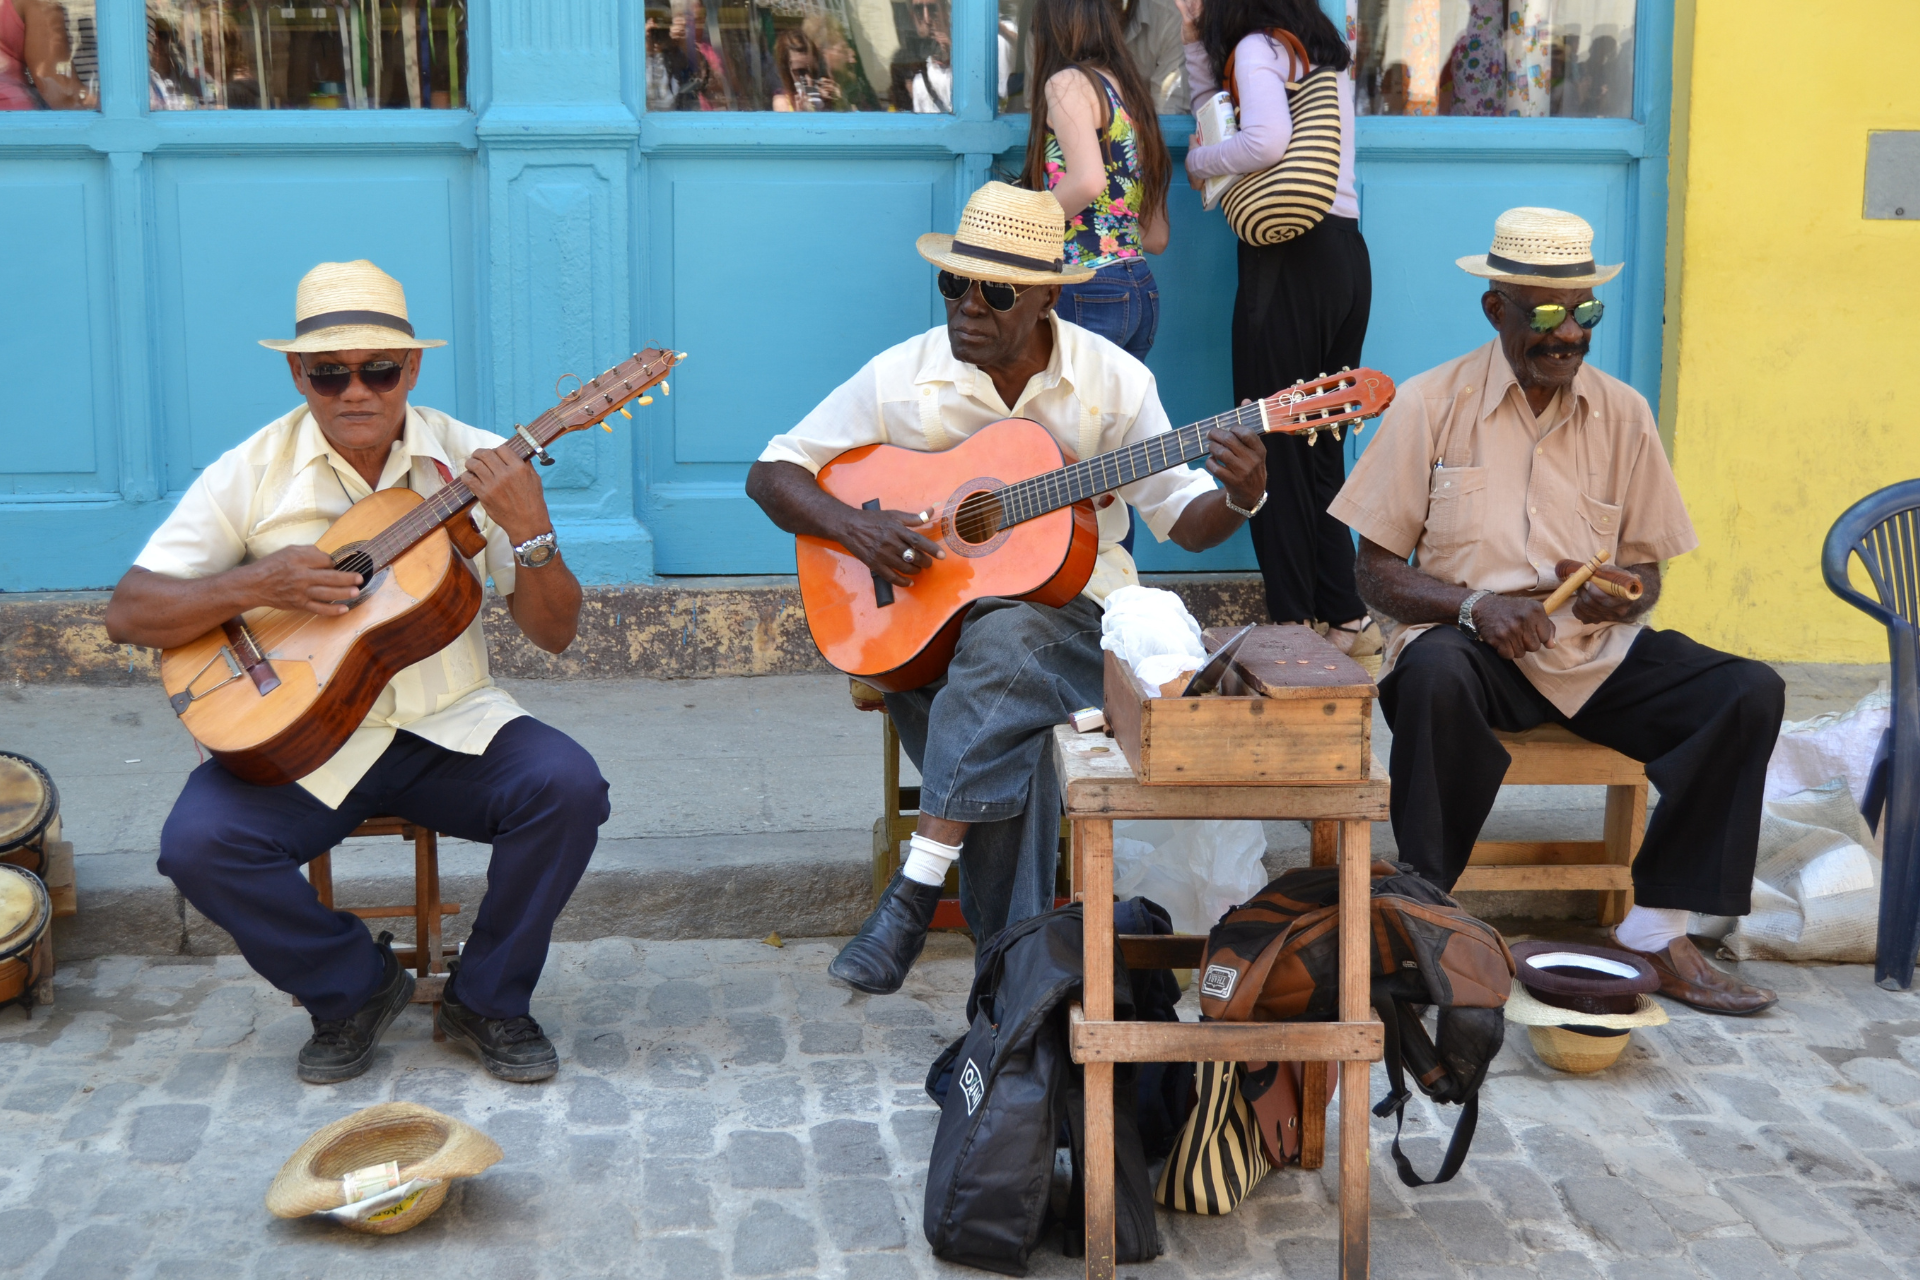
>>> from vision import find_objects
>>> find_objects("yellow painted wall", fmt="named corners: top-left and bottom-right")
top-left (1658, 0), bottom-right (1920, 663)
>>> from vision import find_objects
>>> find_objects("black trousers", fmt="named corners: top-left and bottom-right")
top-left (1231, 215), bottom-right (1372, 626)
top-left (1378, 625), bottom-right (1785, 916)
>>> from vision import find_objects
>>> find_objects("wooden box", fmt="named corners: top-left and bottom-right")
top-left (1102, 624), bottom-right (1374, 785)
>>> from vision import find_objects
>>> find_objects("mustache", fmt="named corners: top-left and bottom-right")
top-left (1534, 340), bottom-right (1589, 359)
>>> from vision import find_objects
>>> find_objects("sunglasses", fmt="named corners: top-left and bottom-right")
top-left (1517, 299), bottom-right (1605, 333)
top-left (301, 358), bottom-right (407, 396)
top-left (937, 270), bottom-right (1030, 313)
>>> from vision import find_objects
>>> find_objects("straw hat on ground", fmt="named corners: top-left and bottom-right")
top-left (1457, 207), bottom-right (1622, 289)
top-left (917, 182), bottom-right (1096, 287)
top-left (266, 1101), bottom-right (501, 1235)
top-left (1503, 941), bottom-right (1667, 1075)
top-left (259, 260), bottom-right (446, 353)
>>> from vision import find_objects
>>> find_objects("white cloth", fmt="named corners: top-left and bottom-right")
top-left (912, 59), bottom-right (952, 113)
top-left (134, 404), bottom-right (528, 807)
top-left (759, 317), bottom-right (1216, 604)
top-left (902, 831), bottom-right (962, 886)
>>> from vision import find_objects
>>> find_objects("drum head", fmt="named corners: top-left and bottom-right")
top-left (0, 753), bottom-right (53, 854)
top-left (0, 863), bottom-right (49, 959)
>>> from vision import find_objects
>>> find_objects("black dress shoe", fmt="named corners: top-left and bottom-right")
top-left (435, 961), bottom-right (559, 1082)
top-left (829, 871), bottom-right (943, 995)
top-left (297, 931), bottom-right (415, 1084)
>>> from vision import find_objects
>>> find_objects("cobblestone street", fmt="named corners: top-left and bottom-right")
top-left (3, 935), bottom-right (1919, 1278)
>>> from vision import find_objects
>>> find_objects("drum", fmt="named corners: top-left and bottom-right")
top-left (0, 862), bottom-right (51, 1009)
top-left (0, 752), bottom-right (58, 877)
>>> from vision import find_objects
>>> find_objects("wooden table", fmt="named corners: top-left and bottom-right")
top-left (1054, 725), bottom-right (1389, 1280)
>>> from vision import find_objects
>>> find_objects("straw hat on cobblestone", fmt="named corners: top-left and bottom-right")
top-left (1457, 207), bottom-right (1622, 289)
top-left (259, 260), bottom-right (446, 353)
top-left (266, 1101), bottom-right (501, 1235)
top-left (918, 182), bottom-right (1095, 286)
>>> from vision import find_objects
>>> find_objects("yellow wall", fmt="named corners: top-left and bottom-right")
top-left (1658, 0), bottom-right (1920, 663)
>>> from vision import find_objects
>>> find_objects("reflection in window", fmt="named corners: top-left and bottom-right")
top-left (643, 0), bottom-right (942, 113)
top-left (1, 0), bottom-right (98, 110)
top-left (146, 1), bottom-right (467, 110)
top-left (999, 0), bottom-right (1188, 116)
top-left (1355, 0), bottom-right (1633, 118)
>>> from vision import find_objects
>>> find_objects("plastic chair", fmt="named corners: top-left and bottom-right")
top-left (1822, 480), bottom-right (1920, 990)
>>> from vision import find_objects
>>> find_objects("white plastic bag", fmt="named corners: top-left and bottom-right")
top-left (1100, 585), bottom-right (1207, 688)
top-left (1111, 819), bottom-right (1268, 936)
top-left (1765, 686), bottom-right (1890, 804)
top-left (1715, 779), bottom-right (1882, 963)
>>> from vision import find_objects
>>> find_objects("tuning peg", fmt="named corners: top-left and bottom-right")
top-left (661, 382), bottom-right (670, 396)
top-left (619, 405), bottom-right (633, 419)
top-left (601, 423), bottom-right (613, 433)
top-left (1340, 365), bottom-right (1350, 372)
top-left (676, 351), bottom-right (689, 360)
top-left (1332, 424), bottom-right (1344, 441)
top-left (1306, 429), bottom-right (1319, 446)
top-left (637, 395), bottom-right (653, 406)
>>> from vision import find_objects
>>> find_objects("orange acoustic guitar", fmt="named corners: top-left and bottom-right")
top-left (161, 349), bottom-right (682, 787)
top-left (796, 368), bottom-right (1396, 692)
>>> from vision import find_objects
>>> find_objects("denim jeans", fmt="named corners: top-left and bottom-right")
top-left (1056, 257), bottom-right (1159, 361)
top-left (883, 595), bottom-right (1106, 945)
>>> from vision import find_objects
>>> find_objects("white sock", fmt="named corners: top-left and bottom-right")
top-left (1615, 905), bottom-right (1691, 953)
top-left (902, 832), bottom-right (962, 887)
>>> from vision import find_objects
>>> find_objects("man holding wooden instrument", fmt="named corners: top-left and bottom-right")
top-left (1330, 208), bottom-right (1784, 1016)
top-left (103, 261), bottom-right (610, 1083)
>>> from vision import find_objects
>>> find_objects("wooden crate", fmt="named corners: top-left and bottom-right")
top-left (1102, 625), bottom-right (1374, 785)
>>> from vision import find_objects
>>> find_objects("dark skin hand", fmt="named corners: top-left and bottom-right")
top-left (104, 348), bottom-right (584, 654)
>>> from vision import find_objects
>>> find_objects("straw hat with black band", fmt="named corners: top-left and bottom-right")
top-left (259, 259), bottom-right (447, 354)
top-left (1456, 207), bottom-right (1623, 290)
top-left (917, 182), bottom-right (1096, 288)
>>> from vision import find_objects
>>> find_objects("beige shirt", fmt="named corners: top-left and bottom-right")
top-left (136, 404), bottom-right (527, 807)
top-left (1124, 0), bottom-right (1189, 114)
top-left (759, 316), bottom-right (1217, 604)
top-left (1329, 340), bottom-right (1698, 715)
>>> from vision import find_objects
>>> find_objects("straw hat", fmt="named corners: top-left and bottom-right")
top-left (1456, 207), bottom-right (1622, 288)
top-left (266, 1101), bottom-right (501, 1235)
top-left (259, 260), bottom-right (446, 353)
top-left (917, 182), bottom-right (1096, 287)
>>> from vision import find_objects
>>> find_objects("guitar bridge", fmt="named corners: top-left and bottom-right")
top-left (221, 618), bottom-right (282, 697)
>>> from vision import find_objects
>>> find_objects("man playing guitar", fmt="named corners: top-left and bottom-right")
top-left (747, 183), bottom-right (1268, 994)
top-left (104, 261), bottom-right (609, 1084)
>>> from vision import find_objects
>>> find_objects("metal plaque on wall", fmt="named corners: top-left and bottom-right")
top-left (1865, 132), bottom-right (1920, 219)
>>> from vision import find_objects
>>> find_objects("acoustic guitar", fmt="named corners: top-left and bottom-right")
top-left (161, 349), bottom-right (681, 787)
top-left (795, 368), bottom-right (1396, 692)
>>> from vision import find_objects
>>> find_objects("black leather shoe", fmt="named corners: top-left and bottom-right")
top-left (435, 961), bottom-right (559, 1082)
top-left (297, 931), bottom-right (414, 1084)
top-left (829, 871), bottom-right (942, 996)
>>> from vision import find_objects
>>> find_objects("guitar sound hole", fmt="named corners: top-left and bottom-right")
top-left (954, 492), bottom-right (1005, 545)
top-left (333, 549), bottom-right (376, 580)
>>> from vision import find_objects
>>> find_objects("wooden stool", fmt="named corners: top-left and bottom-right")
top-left (303, 817), bottom-right (461, 1039)
top-left (1449, 724), bottom-right (1647, 925)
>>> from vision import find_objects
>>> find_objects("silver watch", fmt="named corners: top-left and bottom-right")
top-left (1458, 588), bottom-right (1493, 638)
top-left (513, 530), bottom-right (558, 569)
top-left (1224, 490), bottom-right (1268, 519)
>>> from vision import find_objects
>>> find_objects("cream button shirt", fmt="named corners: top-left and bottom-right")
top-left (135, 404), bottom-right (528, 807)
top-left (759, 316), bottom-right (1217, 604)
top-left (1329, 340), bottom-right (1698, 716)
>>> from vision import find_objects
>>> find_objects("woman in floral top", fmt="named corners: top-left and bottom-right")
top-left (1020, 0), bottom-right (1172, 361)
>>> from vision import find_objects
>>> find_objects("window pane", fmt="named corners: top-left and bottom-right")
top-left (1355, 0), bottom-right (1633, 118)
top-left (997, 0), bottom-right (1188, 116)
top-left (643, 0), bottom-right (939, 113)
top-left (2, 0), bottom-right (99, 110)
top-left (147, 1), bottom-right (468, 111)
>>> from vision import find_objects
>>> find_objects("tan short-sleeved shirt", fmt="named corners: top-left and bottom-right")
top-left (760, 316), bottom-right (1216, 604)
top-left (1329, 340), bottom-right (1697, 715)
top-left (135, 404), bottom-right (528, 807)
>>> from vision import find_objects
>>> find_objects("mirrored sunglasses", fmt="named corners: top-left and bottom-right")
top-left (1523, 299), bottom-right (1605, 333)
top-left (302, 358), bottom-right (406, 396)
top-left (937, 270), bottom-right (1028, 313)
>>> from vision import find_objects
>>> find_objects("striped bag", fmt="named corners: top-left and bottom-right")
top-left (1154, 1060), bottom-right (1270, 1214)
top-left (1218, 28), bottom-right (1343, 246)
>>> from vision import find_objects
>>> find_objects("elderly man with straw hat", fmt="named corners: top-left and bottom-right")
top-left (747, 182), bottom-right (1269, 994)
top-left (1328, 207), bottom-right (1785, 1016)
top-left (103, 261), bottom-right (610, 1084)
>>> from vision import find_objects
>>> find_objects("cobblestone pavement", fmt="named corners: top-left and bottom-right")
top-left (3, 937), bottom-right (1919, 1279)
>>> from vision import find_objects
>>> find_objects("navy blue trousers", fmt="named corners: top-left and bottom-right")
top-left (158, 718), bottom-right (608, 1021)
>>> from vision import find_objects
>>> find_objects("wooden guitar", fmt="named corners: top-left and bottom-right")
top-left (795, 368), bottom-right (1396, 692)
top-left (161, 349), bottom-right (682, 787)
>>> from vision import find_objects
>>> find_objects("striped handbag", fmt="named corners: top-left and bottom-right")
top-left (1218, 29), bottom-right (1343, 246)
top-left (1154, 1060), bottom-right (1271, 1214)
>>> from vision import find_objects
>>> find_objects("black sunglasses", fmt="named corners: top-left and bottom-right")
top-left (1517, 299), bottom-right (1605, 334)
top-left (937, 270), bottom-right (1030, 313)
top-left (301, 358), bottom-right (407, 396)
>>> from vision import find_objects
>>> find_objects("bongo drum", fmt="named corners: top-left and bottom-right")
top-left (0, 863), bottom-right (51, 1010)
top-left (0, 752), bottom-right (59, 878)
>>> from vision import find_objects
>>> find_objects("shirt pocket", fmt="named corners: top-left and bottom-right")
top-left (1576, 490), bottom-right (1624, 560)
top-left (1427, 466), bottom-right (1487, 542)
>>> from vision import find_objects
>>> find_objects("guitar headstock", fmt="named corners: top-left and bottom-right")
top-left (542, 348), bottom-right (684, 440)
top-left (1258, 367), bottom-right (1396, 442)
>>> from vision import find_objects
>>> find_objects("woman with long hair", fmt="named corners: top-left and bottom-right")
top-left (1179, 0), bottom-right (1379, 665)
top-left (1020, 0), bottom-right (1172, 360)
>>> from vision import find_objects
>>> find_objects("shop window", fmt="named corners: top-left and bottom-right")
top-left (643, 0), bottom-right (943, 113)
top-left (146, 1), bottom-right (467, 110)
top-left (1, 0), bottom-right (99, 110)
top-left (997, 0), bottom-right (1188, 117)
top-left (1355, 0), bottom-right (1633, 118)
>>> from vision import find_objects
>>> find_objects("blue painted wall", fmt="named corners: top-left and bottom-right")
top-left (0, 0), bottom-right (1671, 590)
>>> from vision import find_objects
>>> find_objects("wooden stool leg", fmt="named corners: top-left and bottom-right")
top-left (1337, 818), bottom-right (1372, 1280)
top-left (876, 714), bottom-right (903, 905)
top-left (415, 826), bottom-right (446, 1041)
top-left (1079, 818), bottom-right (1116, 1280)
top-left (1601, 782), bottom-right (1646, 927)
top-left (1300, 1061), bottom-right (1329, 1170)
top-left (307, 852), bottom-right (335, 909)
top-left (1310, 819), bottom-right (1339, 868)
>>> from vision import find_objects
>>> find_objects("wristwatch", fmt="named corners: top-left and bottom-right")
top-left (1458, 588), bottom-right (1493, 639)
top-left (1224, 490), bottom-right (1269, 519)
top-left (513, 530), bottom-right (558, 569)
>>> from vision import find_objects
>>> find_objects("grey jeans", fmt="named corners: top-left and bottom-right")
top-left (883, 594), bottom-right (1106, 944)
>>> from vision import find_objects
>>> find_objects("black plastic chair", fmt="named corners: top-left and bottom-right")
top-left (1823, 480), bottom-right (1920, 990)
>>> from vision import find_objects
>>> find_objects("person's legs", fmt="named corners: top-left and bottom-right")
top-left (1311, 220), bottom-right (1372, 627)
top-left (1377, 625), bottom-right (1556, 888)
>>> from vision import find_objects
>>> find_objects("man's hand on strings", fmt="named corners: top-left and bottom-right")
top-left (464, 444), bottom-right (554, 545)
top-left (1206, 417), bottom-right (1267, 512)
top-left (243, 546), bottom-right (364, 617)
top-left (835, 505), bottom-right (945, 588)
